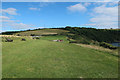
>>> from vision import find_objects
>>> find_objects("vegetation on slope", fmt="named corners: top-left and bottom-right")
top-left (1, 27), bottom-right (120, 50)
top-left (1, 29), bottom-right (69, 36)
top-left (2, 36), bottom-right (118, 78)
top-left (64, 26), bottom-right (120, 43)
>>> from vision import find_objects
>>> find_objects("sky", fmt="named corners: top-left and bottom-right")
top-left (0, 2), bottom-right (119, 32)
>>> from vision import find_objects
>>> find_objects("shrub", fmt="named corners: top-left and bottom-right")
top-left (30, 34), bottom-right (35, 36)
top-left (69, 41), bottom-right (77, 43)
top-left (69, 40), bottom-right (90, 44)
top-left (36, 37), bottom-right (40, 39)
top-left (5, 38), bottom-right (13, 42)
top-left (78, 40), bottom-right (90, 44)
top-left (17, 34), bottom-right (20, 36)
top-left (21, 38), bottom-right (26, 41)
top-left (100, 42), bottom-right (117, 49)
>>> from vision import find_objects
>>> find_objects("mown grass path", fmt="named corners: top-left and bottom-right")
top-left (2, 39), bottom-right (118, 78)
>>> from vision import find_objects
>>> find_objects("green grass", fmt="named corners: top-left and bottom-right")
top-left (2, 36), bottom-right (118, 78)
top-left (15, 29), bottom-right (69, 36)
top-left (41, 35), bottom-right (68, 42)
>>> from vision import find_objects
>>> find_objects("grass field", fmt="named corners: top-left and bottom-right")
top-left (2, 35), bottom-right (118, 78)
top-left (14, 29), bottom-right (69, 36)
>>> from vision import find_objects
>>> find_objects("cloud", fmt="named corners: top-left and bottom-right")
top-left (88, 4), bottom-right (118, 29)
top-left (2, 8), bottom-right (17, 15)
top-left (90, 15), bottom-right (117, 23)
top-left (9, 23), bottom-right (34, 29)
top-left (93, 5), bottom-right (118, 16)
top-left (1, 8), bottom-right (35, 31)
top-left (1, 16), bottom-right (35, 31)
top-left (0, 16), bottom-right (10, 19)
top-left (0, 16), bottom-right (15, 23)
top-left (2, 22), bottom-right (35, 30)
top-left (84, 2), bottom-right (91, 7)
top-left (101, 0), bottom-right (118, 2)
top-left (0, 16), bottom-right (35, 30)
top-left (83, 23), bottom-right (118, 29)
top-left (67, 3), bottom-right (87, 12)
top-left (107, 2), bottom-right (118, 6)
top-left (1, 20), bottom-right (15, 23)
top-left (29, 7), bottom-right (40, 11)
top-left (39, 2), bottom-right (51, 7)
top-left (38, 27), bottom-right (44, 29)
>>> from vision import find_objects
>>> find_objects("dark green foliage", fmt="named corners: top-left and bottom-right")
top-left (58, 32), bottom-right (68, 36)
top-left (64, 26), bottom-right (120, 43)
top-left (21, 38), bottom-right (26, 41)
top-left (36, 37), bottom-right (40, 39)
top-left (42, 34), bottom-right (57, 36)
top-left (3, 38), bottom-right (13, 42)
top-left (69, 40), bottom-right (90, 44)
top-left (1, 27), bottom-right (120, 46)
top-left (100, 42), bottom-right (117, 49)
top-left (17, 34), bottom-right (20, 36)
top-left (30, 34), bottom-right (35, 36)
top-left (1, 31), bottom-right (20, 35)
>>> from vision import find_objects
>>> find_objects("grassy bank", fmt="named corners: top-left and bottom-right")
top-left (2, 36), bottom-right (118, 78)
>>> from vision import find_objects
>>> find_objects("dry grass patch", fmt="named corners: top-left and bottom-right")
top-left (76, 43), bottom-right (118, 54)
top-left (0, 35), bottom-right (20, 37)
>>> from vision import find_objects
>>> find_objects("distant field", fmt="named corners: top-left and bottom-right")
top-left (14, 29), bottom-right (69, 36)
top-left (2, 36), bottom-right (118, 78)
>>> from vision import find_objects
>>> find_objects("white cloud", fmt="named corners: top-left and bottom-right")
top-left (93, 5), bottom-right (118, 16)
top-left (38, 27), bottom-right (44, 29)
top-left (0, 16), bottom-right (15, 23)
top-left (9, 23), bottom-right (34, 29)
top-left (83, 23), bottom-right (118, 29)
top-left (3, 22), bottom-right (35, 30)
top-left (107, 2), bottom-right (118, 6)
top-left (89, 4), bottom-right (118, 29)
top-left (1, 20), bottom-right (15, 23)
top-left (2, 8), bottom-right (17, 15)
top-left (0, 16), bottom-right (35, 30)
top-left (84, 2), bottom-right (91, 7)
top-left (90, 15), bottom-right (117, 23)
top-left (101, 0), bottom-right (118, 2)
top-left (2, 20), bottom-right (15, 22)
top-left (1, 8), bottom-right (35, 31)
top-left (29, 7), bottom-right (40, 11)
top-left (39, 2), bottom-right (51, 7)
top-left (0, 16), bottom-right (10, 19)
top-left (67, 3), bottom-right (87, 12)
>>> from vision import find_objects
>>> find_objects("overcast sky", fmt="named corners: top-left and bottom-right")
top-left (1, 2), bottom-right (118, 32)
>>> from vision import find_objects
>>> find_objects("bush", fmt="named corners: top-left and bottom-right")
top-left (5, 38), bottom-right (13, 42)
top-left (30, 34), bottom-right (35, 36)
top-left (69, 40), bottom-right (90, 44)
top-left (77, 40), bottom-right (90, 44)
top-left (21, 38), bottom-right (26, 41)
top-left (17, 34), bottom-right (20, 36)
top-left (36, 37), bottom-right (40, 39)
top-left (100, 42), bottom-right (117, 49)
top-left (69, 41), bottom-right (77, 43)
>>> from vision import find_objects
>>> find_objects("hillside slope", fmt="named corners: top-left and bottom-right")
top-left (2, 27), bottom-right (120, 43)
top-left (1, 29), bottom-right (69, 36)
top-left (2, 36), bottom-right (118, 78)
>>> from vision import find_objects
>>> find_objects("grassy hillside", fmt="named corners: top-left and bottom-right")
top-left (2, 27), bottom-right (120, 44)
top-left (13, 29), bottom-right (69, 36)
top-left (2, 36), bottom-right (118, 78)
top-left (64, 27), bottom-right (120, 43)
